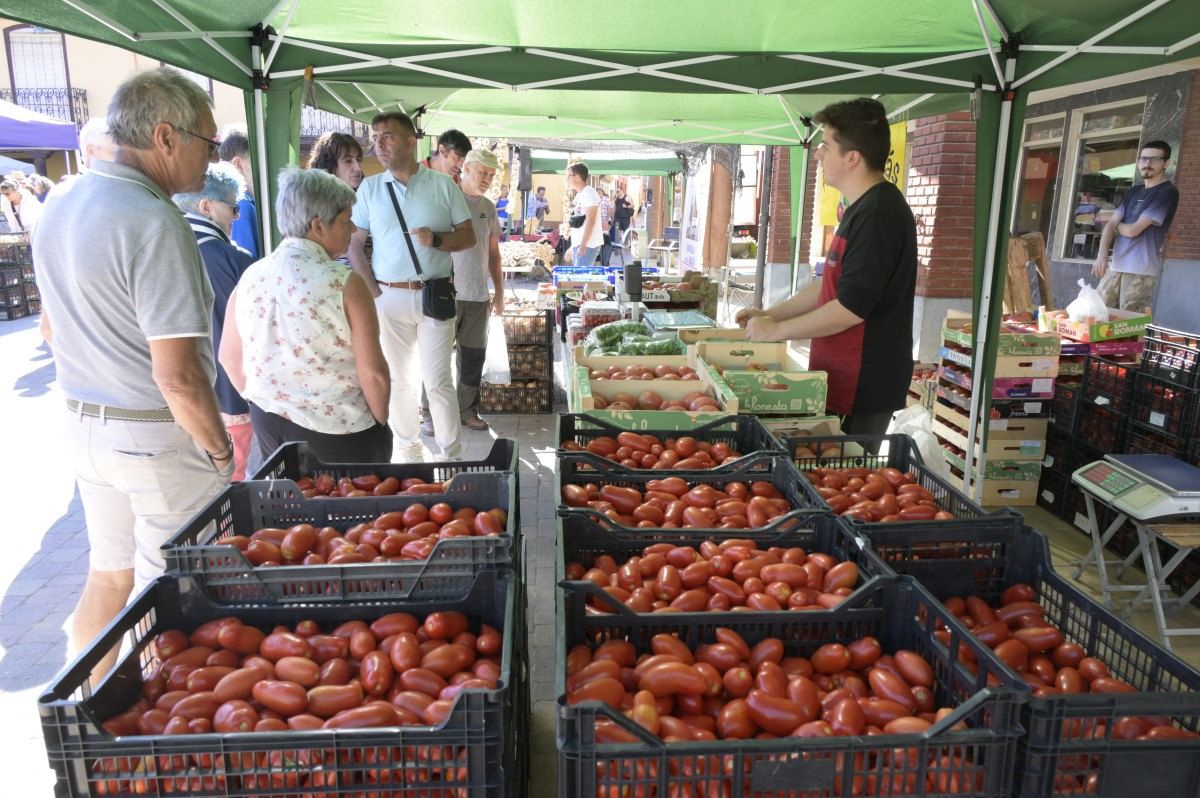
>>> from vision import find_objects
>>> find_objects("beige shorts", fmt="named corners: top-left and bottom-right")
top-left (64, 410), bottom-right (230, 592)
top-left (1097, 270), bottom-right (1158, 313)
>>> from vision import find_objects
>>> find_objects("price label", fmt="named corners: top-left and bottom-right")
top-left (1023, 402), bottom-right (1043, 413)
top-left (1044, 454), bottom-right (1056, 467)
top-left (1149, 411), bottom-right (1167, 428)
top-left (1032, 378), bottom-right (1053, 394)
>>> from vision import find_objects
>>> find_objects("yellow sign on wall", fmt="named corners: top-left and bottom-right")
top-left (818, 121), bottom-right (907, 227)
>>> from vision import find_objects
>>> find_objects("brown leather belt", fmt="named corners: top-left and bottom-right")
top-left (378, 279), bottom-right (423, 290)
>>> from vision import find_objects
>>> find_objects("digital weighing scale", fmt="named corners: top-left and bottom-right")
top-left (1071, 454), bottom-right (1200, 650)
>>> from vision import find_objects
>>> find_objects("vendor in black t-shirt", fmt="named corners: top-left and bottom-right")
top-left (739, 97), bottom-right (917, 442)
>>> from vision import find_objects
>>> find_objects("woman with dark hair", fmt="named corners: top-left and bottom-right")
top-left (307, 132), bottom-right (365, 189)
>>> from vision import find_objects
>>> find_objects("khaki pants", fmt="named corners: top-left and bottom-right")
top-left (64, 409), bottom-right (230, 593)
top-left (1097, 269), bottom-right (1157, 312)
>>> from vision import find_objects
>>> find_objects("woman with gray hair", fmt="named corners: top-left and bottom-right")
top-left (220, 167), bottom-right (392, 462)
top-left (174, 162), bottom-right (256, 478)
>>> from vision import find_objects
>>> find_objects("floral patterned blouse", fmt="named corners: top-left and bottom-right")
top-left (237, 237), bottom-right (375, 434)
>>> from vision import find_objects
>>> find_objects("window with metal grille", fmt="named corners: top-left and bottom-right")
top-left (6, 25), bottom-right (67, 90)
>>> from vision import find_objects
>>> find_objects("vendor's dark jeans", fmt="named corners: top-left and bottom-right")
top-left (840, 411), bottom-right (896, 454)
top-left (250, 403), bottom-right (393, 463)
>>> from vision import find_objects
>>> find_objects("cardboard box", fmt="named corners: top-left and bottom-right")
top-left (975, 479), bottom-right (1039, 507)
top-left (694, 341), bottom-right (828, 415)
top-left (934, 382), bottom-right (1050, 419)
top-left (758, 415), bottom-right (843, 446)
top-left (942, 313), bottom-right (1061, 357)
top-left (941, 447), bottom-right (1044, 482)
top-left (1044, 307), bottom-right (1152, 343)
top-left (932, 413), bottom-right (1047, 462)
top-left (934, 400), bottom-right (1049, 442)
top-left (677, 327), bottom-right (747, 344)
top-left (938, 365), bottom-right (1055, 399)
top-left (571, 345), bottom-right (690, 373)
top-left (939, 347), bottom-right (1058, 379)
top-left (569, 363), bottom-right (739, 430)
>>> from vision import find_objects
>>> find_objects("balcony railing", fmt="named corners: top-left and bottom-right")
top-left (300, 105), bottom-right (369, 141)
top-left (0, 87), bottom-right (89, 130)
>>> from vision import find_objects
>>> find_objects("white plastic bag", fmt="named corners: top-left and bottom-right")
top-left (482, 316), bottom-right (511, 384)
top-left (887, 405), bottom-right (951, 480)
top-left (1065, 278), bottom-right (1108, 323)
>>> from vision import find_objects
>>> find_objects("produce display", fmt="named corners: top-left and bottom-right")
top-left (217, 505), bottom-right (508, 566)
top-left (560, 477), bottom-right (794, 530)
top-left (288, 474), bottom-right (446, 499)
top-left (584, 363), bottom-right (702, 381)
top-left (800, 466), bottom-right (957, 521)
top-left (586, 387), bottom-right (720, 412)
top-left (560, 432), bottom-right (743, 469)
top-left (99, 610), bottom-right (504, 737)
top-left (564, 629), bottom-right (957, 741)
top-left (582, 319), bottom-right (686, 357)
top-left (563, 538), bottom-right (860, 613)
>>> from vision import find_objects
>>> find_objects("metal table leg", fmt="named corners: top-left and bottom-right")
top-left (1072, 494), bottom-right (1140, 609)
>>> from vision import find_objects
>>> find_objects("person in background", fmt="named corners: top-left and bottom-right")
top-left (496, 183), bottom-right (510, 238)
top-left (217, 125), bottom-right (260, 258)
top-left (220, 167), bottom-right (392, 462)
top-left (173, 162), bottom-right (256, 479)
top-left (739, 97), bottom-right (917, 447)
top-left (78, 117), bottom-right (117, 170)
top-left (348, 112), bottom-right (475, 461)
top-left (567, 163), bottom-right (603, 268)
top-left (613, 181), bottom-right (635, 249)
top-left (1, 178), bottom-right (42, 233)
top-left (525, 185), bottom-right (549, 234)
top-left (423, 129), bottom-right (471, 184)
top-left (308, 131), bottom-right (365, 190)
top-left (421, 148), bottom-right (504, 431)
top-left (1092, 139), bottom-right (1180, 312)
top-left (34, 67), bottom-right (232, 679)
top-left (28, 174), bottom-right (54, 202)
top-left (598, 188), bottom-right (614, 266)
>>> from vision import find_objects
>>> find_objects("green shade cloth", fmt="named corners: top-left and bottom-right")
top-left (529, 151), bottom-right (679, 176)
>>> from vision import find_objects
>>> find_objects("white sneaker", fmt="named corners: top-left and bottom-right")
top-left (395, 441), bottom-right (425, 463)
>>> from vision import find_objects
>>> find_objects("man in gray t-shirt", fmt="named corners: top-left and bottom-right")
top-left (1093, 140), bottom-right (1180, 312)
top-left (33, 67), bottom-right (233, 679)
top-left (420, 149), bottom-right (505, 430)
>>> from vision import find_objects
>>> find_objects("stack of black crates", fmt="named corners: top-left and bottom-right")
top-left (482, 309), bottom-right (554, 413)
top-left (1128, 325), bottom-right (1200, 463)
top-left (0, 240), bottom-right (37, 321)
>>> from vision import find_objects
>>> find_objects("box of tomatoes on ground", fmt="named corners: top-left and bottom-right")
top-left (859, 522), bottom-right (1200, 798)
top-left (692, 340), bottom-right (828, 415)
top-left (568, 357), bottom-right (739, 431)
top-left (556, 574), bottom-right (1026, 798)
top-left (40, 570), bottom-right (528, 798)
top-left (161, 471), bottom-right (516, 605)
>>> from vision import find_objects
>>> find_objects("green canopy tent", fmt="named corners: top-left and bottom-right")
top-left (4, 0), bottom-right (1200, 500)
top-left (527, 149), bottom-right (680, 177)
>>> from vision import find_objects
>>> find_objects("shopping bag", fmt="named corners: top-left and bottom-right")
top-left (1065, 278), bottom-right (1108, 322)
top-left (482, 316), bottom-right (511, 384)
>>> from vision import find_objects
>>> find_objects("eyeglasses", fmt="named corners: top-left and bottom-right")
top-left (1138, 155), bottom-right (1165, 163)
top-left (218, 199), bottom-right (240, 219)
top-left (176, 126), bottom-right (221, 157)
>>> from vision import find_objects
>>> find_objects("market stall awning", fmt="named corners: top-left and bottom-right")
top-left (0, 98), bottom-right (78, 151)
top-left (528, 149), bottom-right (679, 176)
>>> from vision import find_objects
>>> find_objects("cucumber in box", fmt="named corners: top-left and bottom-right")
top-left (693, 340), bottom-right (827, 414)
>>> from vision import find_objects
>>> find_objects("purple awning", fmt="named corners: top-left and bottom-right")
top-left (0, 99), bottom-right (78, 151)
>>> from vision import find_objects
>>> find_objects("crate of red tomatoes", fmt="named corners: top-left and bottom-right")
top-left (162, 472), bottom-right (515, 605)
top-left (857, 521), bottom-right (1200, 798)
top-left (39, 570), bottom-right (525, 798)
top-left (556, 574), bottom-right (1026, 798)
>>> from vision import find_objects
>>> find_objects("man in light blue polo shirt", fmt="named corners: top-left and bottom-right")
top-left (348, 112), bottom-right (475, 460)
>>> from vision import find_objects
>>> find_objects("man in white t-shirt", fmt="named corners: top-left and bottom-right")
top-left (567, 162), bottom-right (604, 267)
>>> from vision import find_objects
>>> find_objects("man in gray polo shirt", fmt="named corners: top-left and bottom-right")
top-left (348, 112), bottom-right (475, 460)
top-left (34, 67), bottom-right (233, 677)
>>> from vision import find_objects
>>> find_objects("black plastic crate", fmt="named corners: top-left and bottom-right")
top-left (1189, 438), bottom-right (1200, 468)
top-left (0, 301), bottom-right (27, 321)
top-left (162, 472), bottom-right (516, 604)
top-left (501, 309), bottom-right (553, 345)
top-left (789, 433), bottom-right (1014, 530)
top-left (1049, 380), bottom-right (1082, 432)
top-left (557, 511), bottom-right (889, 613)
top-left (1140, 324), bottom-right (1200, 388)
top-left (1036, 467), bottom-right (1068, 516)
top-left (858, 523), bottom-right (1200, 798)
top-left (1081, 355), bottom-right (1137, 415)
top-left (1075, 402), bottom-right (1127, 453)
top-left (557, 453), bottom-right (818, 536)
top-left (1130, 372), bottom-right (1200, 438)
top-left (0, 240), bottom-right (32, 265)
top-left (506, 344), bottom-right (552, 379)
top-left (0, 264), bottom-right (20, 286)
top-left (479, 379), bottom-right (551, 413)
top-left (556, 413), bottom-right (783, 473)
top-left (1125, 419), bottom-right (1188, 457)
top-left (1043, 426), bottom-right (1071, 473)
top-left (39, 571), bottom-right (525, 798)
top-left (557, 576), bottom-right (1025, 798)
top-left (251, 437), bottom-right (517, 484)
top-left (1, 282), bottom-right (24, 307)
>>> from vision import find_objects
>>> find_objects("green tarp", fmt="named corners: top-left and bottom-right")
top-left (529, 151), bottom-right (679, 176)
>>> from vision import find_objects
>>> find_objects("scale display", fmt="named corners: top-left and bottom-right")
top-left (1073, 454), bottom-right (1200, 520)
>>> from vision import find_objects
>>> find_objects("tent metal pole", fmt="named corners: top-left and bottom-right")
top-left (148, 0), bottom-right (251, 76)
top-left (971, 0), bottom-right (1005, 87)
top-left (963, 56), bottom-right (1017, 498)
top-left (262, 0), bottom-right (299, 74)
top-left (62, 0), bottom-right (137, 41)
top-left (251, 40), bottom-right (273, 256)
top-left (752, 146), bottom-right (773, 309)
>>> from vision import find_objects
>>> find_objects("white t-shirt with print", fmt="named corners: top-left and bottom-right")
top-left (571, 185), bottom-right (605, 249)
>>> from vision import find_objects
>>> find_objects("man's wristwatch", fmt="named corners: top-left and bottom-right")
top-left (431, 232), bottom-right (443, 249)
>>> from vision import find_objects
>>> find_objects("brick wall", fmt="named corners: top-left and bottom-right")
top-left (1165, 70), bottom-right (1200, 260)
top-left (766, 146), bottom-right (793, 263)
top-left (906, 112), bottom-right (977, 298)
top-left (797, 150), bottom-right (817, 262)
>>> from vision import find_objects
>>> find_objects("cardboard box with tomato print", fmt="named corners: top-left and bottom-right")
top-left (692, 340), bottom-right (828, 415)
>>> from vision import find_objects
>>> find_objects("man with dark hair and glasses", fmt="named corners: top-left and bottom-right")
top-left (424, 129), bottom-right (472, 185)
top-left (1092, 139), bottom-right (1179, 312)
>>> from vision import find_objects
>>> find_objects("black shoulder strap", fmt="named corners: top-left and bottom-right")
top-left (385, 181), bottom-right (424, 278)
